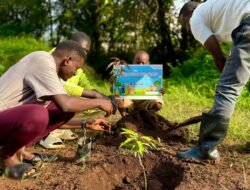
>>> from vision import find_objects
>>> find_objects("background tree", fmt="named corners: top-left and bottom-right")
top-left (0, 0), bottom-right (203, 76)
top-left (0, 0), bottom-right (50, 37)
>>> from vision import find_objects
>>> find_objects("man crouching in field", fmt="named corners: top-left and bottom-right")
top-left (0, 40), bottom-right (113, 179)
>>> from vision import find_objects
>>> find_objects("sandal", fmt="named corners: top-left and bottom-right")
top-left (58, 129), bottom-right (78, 140)
top-left (24, 153), bottom-right (58, 166)
top-left (50, 129), bottom-right (78, 141)
top-left (5, 163), bottom-right (40, 180)
top-left (39, 134), bottom-right (65, 149)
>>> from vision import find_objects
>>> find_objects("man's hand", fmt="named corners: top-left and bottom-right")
top-left (98, 99), bottom-right (113, 117)
top-left (108, 95), bottom-right (118, 115)
top-left (160, 88), bottom-right (166, 95)
top-left (116, 98), bottom-right (129, 117)
top-left (86, 118), bottom-right (111, 133)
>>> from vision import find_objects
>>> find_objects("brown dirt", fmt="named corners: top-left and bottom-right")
top-left (0, 110), bottom-right (249, 190)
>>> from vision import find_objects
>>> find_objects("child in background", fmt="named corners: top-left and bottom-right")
top-left (118, 50), bottom-right (165, 116)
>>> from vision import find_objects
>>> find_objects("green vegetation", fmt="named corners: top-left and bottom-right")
top-left (0, 37), bottom-right (111, 95)
top-left (1, 37), bottom-right (249, 148)
top-left (120, 128), bottom-right (157, 190)
top-left (160, 46), bottom-right (250, 146)
top-left (0, 0), bottom-right (202, 75)
top-left (0, 37), bottom-right (50, 76)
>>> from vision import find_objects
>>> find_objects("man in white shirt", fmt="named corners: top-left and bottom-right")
top-left (177, 0), bottom-right (250, 160)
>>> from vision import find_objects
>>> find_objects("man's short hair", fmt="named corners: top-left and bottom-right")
top-left (55, 40), bottom-right (86, 60)
top-left (179, 1), bottom-right (199, 17)
top-left (70, 32), bottom-right (91, 45)
top-left (135, 50), bottom-right (149, 57)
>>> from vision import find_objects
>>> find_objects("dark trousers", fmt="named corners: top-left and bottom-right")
top-left (0, 102), bottom-right (74, 159)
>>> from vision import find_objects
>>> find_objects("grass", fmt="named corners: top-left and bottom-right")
top-left (159, 82), bottom-right (250, 145)
top-left (159, 79), bottom-right (250, 145)
top-left (1, 37), bottom-right (249, 147)
top-left (157, 45), bottom-right (250, 146)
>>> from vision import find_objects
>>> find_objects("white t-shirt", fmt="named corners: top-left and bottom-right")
top-left (0, 51), bottom-right (67, 111)
top-left (190, 0), bottom-right (250, 45)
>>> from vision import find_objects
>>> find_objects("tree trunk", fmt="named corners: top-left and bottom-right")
top-left (156, 0), bottom-right (177, 66)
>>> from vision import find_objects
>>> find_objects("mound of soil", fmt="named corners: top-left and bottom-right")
top-left (0, 110), bottom-right (249, 190)
top-left (115, 108), bottom-right (189, 141)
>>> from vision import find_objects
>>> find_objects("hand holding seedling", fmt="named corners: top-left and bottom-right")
top-left (98, 99), bottom-right (113, 117)
top-left (86, 118), bottom-right (112, 133)
top-left (108, 95), bottom-right (118, 115)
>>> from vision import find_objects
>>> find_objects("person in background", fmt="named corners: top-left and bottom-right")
top-left (0, 40), bottom-right (113, 179)
top-left (118, 50), bottom-right (165, 116)
top-left (177, 0), bottom-right (250, 160)
top-left (133, 50), bottom-right (150, 65)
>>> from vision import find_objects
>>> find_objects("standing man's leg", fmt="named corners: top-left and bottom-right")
top-left (177, 18), bottom-right (250, 160)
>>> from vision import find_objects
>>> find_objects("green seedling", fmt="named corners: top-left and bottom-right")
top-left (119, 128), bottom-right (157, 190)
top-left (106, 57), bottom-right (129, 84)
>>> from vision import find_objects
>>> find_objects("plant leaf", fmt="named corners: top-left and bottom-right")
top-left (106, 62), bottom-right (115, 71)
top-left (140, 136), bottom-right (155, 143)
top-left (120, 138), bottom-right (134, 148)
top-left (136, 141), bottom-right (144, 156)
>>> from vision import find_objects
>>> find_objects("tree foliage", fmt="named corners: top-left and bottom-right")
top-left (0, 0), bottom-right (50, 37)
top-left (0, 0), bottom-right (200, 76)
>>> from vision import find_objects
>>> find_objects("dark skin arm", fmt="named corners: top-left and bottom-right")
top-left (61, 118), bottom-right (112, 133)
top-left (82, 89), bottom-right (109, 99)
top-left (204, 35), bottom-right (226, 73)
top-left (51, 94), bottom-right (113, 116)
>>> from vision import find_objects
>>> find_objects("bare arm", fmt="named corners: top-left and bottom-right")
top-left (204, 35), bottom-right (226, 72)
top-left (52, 94), bottom-right (113, 116)
top-left (82, 89), bottom-right (109, 99)
top-left (61, 118), bottom-right (111, 133)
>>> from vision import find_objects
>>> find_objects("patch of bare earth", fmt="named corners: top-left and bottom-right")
top-left (0, 110), bottom-right (249, 190)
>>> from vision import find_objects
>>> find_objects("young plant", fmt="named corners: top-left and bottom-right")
top-left (106, 57), bottom-right (129, 85)
top-left (119, 128), bottom-right (157, 190)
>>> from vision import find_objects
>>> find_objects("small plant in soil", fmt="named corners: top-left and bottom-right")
top-left (119, 128), bottom-right (157, 190)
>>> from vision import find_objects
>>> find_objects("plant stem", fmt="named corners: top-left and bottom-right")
top-left (138, 155), bottom-right (147, 190)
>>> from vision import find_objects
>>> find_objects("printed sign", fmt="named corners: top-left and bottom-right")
top-left (113, 64), bottom-right (163, 99)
